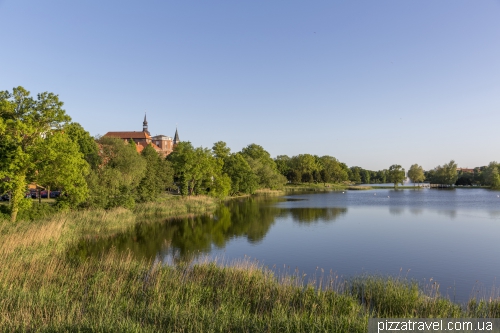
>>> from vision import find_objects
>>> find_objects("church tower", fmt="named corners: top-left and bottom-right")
top-left (173, 127), bottom-right (180, 145)
top-left (142, 113), bottom-right (150, 135)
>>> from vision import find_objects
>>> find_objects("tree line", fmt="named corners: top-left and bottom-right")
top-left (423, 161), bottom-right (500, 187)
top-left (1, 87), bottom-right (499, 223)
top-left (273, 154), bottom-right (406, 188)
top-left (0, 87), bottom-right (289, 222)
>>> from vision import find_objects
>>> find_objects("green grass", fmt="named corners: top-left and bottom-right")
top-left (253, 188), bottom-right (286, 196)
top-left (284, 183), bottom-right (348, 192)
top-left (1, 194), bottom-right (499, 332)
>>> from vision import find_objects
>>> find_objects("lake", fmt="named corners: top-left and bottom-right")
top-left (74, 188), bottom-right (500, 304)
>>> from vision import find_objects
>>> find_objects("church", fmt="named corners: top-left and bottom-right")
top-left (104, 114), bottom-right (179, 158)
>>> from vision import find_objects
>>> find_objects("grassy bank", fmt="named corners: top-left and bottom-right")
top-left (1, 253), bottom-right (499, 332)
top-left (284, 183), bottom-right (348, 192)
top-left (0, 195), bottom-right (217, 259)
top-left (347, 185), bottom-right (431, 190)
top-left (1, 194), bottom-right (499, 332)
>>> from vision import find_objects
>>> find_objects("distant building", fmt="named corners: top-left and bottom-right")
top-left (456, 168), bottom-right (474, 173)
top-left (104, 114), bottom-right (179, 157)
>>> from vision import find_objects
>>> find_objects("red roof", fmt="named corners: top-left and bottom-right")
top-left (104, 131), bottom-right (152, 140)
top-left (457, 168), bottom-right (474, 173)
top-left (136, 142), bottom-right (162, 154)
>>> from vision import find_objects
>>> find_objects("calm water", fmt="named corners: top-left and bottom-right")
top-left (72, 188), bottom-right (500, 303)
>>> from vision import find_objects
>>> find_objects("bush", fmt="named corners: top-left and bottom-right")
top-left (16, 202), bottom-right (58, 221)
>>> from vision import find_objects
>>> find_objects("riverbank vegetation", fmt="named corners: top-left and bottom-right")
top-left (2, 87), bottom-right (500, 331)
top-left (3, 86), bottom-right (500, 223)
top-left (0, 87), bottom-right (287, 222)
top-left (1, 206), bottom-right (499, 332)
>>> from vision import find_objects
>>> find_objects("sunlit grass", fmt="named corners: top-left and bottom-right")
top-left (0, 194), bottom-right (499, 331)
top-left (254, 188), bottom-right (286, 196)
top-left (284, 183), bottom-right (347, 192)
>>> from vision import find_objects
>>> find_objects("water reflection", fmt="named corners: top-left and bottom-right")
top-left (488, 211), bottom-right (500, 218)
top-left (69, 197), bottom-right (349, 263)
top-left (437, 210), bottom-right (457, 219)
top-left (409, 208), bottom-right (423, 215)
top-left (286, 208), bottom-right (347, 224)
top-left (68, 189), bottom-right (500, 303)
top-left (389, 207), bottom-right (404, 216)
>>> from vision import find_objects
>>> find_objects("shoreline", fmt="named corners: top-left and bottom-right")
top-left (1, 193), bottom-right (499, 331)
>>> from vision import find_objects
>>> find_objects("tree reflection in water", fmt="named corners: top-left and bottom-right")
top-left (68, 196), bottom-right (348, 264)
top-left (286, 207), bottom-right (347, 224)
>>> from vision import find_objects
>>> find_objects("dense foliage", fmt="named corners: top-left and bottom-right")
top-left (0, 87), bottom-right (86, 221)
top-left (274, 154), bottom-right (349, 184)
top-left (2, 86), bottom-right (500, 222)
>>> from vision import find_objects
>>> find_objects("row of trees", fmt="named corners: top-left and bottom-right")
top-left (0, 87), bottom-right (177, 221)
top-left (167, 141), bottom-right (286, 198)
top-left (273, 155), bottom-right (407, 188)
top-left (274, 154), bottom-right (350, 184)
top-left (470, 162), bottom-right (500, 187)
top-left (423, 161), bottom-right (500, 187)
top-left (2, 87), bottom-right (499, 222)
top-left (0, 87), bottom-right (289, 221)
top-left (0, 87), bottom-right (89, 222)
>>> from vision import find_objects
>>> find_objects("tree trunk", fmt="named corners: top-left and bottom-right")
top-left (10, 173), bottom-right (26, 223)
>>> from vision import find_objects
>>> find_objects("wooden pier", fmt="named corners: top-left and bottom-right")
top-left (429, 184), bottom-right (453, 188)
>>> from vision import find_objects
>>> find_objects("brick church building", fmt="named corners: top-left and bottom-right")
top-left (104, 114), bottom-right (179, 158)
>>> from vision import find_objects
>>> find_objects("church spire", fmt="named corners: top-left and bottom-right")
top-left (142, 112), bottom-right (150, 135)
top-left (173, 127), bottom-right (180, 145)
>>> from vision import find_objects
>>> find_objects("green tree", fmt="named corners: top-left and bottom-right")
top-left (360, 169), bottom-right (371, 184)
top-left (349, 167), bottom-right (362, 183)
top-left (434, 160), bottom-right (458, 185)
top-left (136, 144), bottom-right (174, 202)
top-left (408, 164), bottom-right (425, 186)
top-left (168, 142), bottom-right (229, 197)
top-left (292, 154), bottom-right (320, 183)
top-left (318, 156), bottom-right (348, 184)
top-left (210, 172), bottom-right (232, 199)
top-left (168, 142), bottom-right (199, 195)
top-left (240, 144), bottom-right (286, 189)
top-left (274, 155), bottom-right (291, 177)
top-left (319, 168), bottom-right (331, 184)
top-left (86, 137), bottom-right (146, 209)
top-left (455, 172), bottom-right (474, 186)
top-left (287, 169), bottom-right (301, 183)
top-left (240, 144), bottom-right (275, 168)
top-left (245, 157), bottom-right (287, 190)
top-left (388, 164), bottom-right (405, 189)
top-left (473, 167), bottom-right (485, 185)
top-left (34, 131), bottom-right (89, 208)
top-left (212, 141), bottom-right (231, 160)
top-left (0, 87), bottom-right (73, 222)
top-left (482, 162), bottom-right (500, 187)
top-left (376, 170), bottom-right (387, 183)
top-left (64, 122), bottom-right (101, 169)
top-left (223, 153), bottom-right (259, 195)
top-left (424, 169), bottom-right (435, 183)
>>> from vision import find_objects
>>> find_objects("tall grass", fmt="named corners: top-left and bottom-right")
top-left (1, 194), bottom-right (499, 332)
top-left (0, 251), bottom-right (368, 332)
top-left (1, 252), bottom-right (499, 332)
top-left (0, 195), bottom-right (217, 260)
top-left (254, 188), bottom-right (286, 196)
top-left (284, 183), bottom-right (347, 192)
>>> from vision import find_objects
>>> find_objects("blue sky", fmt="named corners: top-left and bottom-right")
top-left (1, 0), bottom-right (499, 170)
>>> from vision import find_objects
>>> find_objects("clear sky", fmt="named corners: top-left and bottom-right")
top-left (1, 0), bottom-right (499, 171)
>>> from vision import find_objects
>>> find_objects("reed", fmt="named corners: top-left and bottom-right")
top-left (284, 183), bottom-right (347, 192)
top-left (1, 195), bottom-right (499, 332)
top-left (254, 188), bottom-right (286, 196)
